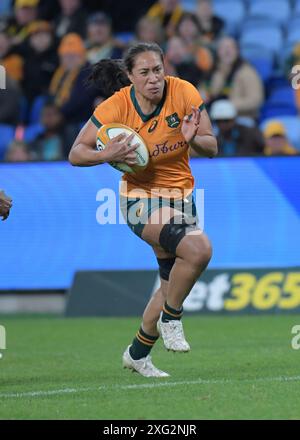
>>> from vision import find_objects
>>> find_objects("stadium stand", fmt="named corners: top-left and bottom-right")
top-left (0, 0), bottom-right (299, 159)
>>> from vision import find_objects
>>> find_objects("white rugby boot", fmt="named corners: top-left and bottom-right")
top-left (122, 346), bottom-right (170, 378)
top-left (157, 316), bottom-right (190, 352)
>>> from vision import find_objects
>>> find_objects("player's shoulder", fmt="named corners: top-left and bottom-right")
top-left (165, 76), bottom-right (203, 107)
top-left (166, 75), bottom-right (197, 92)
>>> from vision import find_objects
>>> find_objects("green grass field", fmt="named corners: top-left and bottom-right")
top-left (0, 314), bottom-right (300, 420)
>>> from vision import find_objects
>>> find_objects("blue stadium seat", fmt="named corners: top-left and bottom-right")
top-left (181, 0), bottom-right (196, 12)
top-left (0, 0), bottom-right (12, 16)
top-left (261, 116), bottom-right (300, 150)
top-left (115, 32), bottom-right (134, 45)
top-left (240, 44), bottom-right (274, 62)
top-left (294, 0), bottom-right (300, 15)
top-left (0, 124), bottom-right (15, 160)
top-left (24, 124), bottom-right (44, 143)
top-left (267, 87), bottom-right (297, 107)
top-left (240, 44), bottom-right (274, 82)
top-left (287, 28), bottom-right (300, 46)
top-left (250, 58), bottom-right (274, 83)
top-left (248, 0), bottom-right (291, 26)
top-left (29, 95), bottom-right (47, 125)
top-left (288, 15), bottom-right (300, 32)
top-left (213, 0), bottom-right (246, 27)
top-left (242, 17), bottom-right (282, 34)
top-left (240, 27), bottom-right (283, 56)
top-left (278, 42), bottom-right (296, 71)
top-left (260, 103), bottom-right (298, 120)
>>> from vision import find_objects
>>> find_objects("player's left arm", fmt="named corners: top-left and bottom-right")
top-left (180, 80), bottom-right (217, 158)
top-left (182, 106), bottom-right (218, 158)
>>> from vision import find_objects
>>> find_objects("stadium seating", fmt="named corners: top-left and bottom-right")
top-left (294, 0), bottom-right (300, 15)
top-left (213, 0), bottom-right (246, 31)
top-left (115, 32), bottom-right (134, 45)
top-left (0, 0), bottom-right (11, 17)
top-left (240, 27), bottom-right (284, 56)
top-left (242, 17), bottom-right (281, 33)
top-left (240, 44), bottom-right (274, 83)
top-left (181, 0), bottom-right (196, 12)
top-left (248, 0), bottom-right (291, 26)
top-left (286, 28), bottom-right (300, 46)
top-left (260, 115), bottom-right (300, 150)
top-left (0, 124), bottom-right (14, 160)
top-left (29, 95), bottom-right (47, 125)
top-left (24, 124), bottom-right (44, 143)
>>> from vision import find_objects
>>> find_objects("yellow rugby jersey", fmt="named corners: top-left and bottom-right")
top-left (91, 76), bottom-right (205, 198)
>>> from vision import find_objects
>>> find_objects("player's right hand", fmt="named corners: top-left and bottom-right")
top-left (103, 133), bottom-right (140, 166)
top-left (0, 190), bottom-right (12, 221)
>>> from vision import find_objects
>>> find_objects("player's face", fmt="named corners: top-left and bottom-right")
top-left (128, 51), bottom-right (165, 102)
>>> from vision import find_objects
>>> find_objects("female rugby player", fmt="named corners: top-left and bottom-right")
top-left (69, 43), bottom-right (217, 377)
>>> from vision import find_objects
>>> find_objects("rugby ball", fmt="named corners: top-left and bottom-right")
top-left (96, 123), bottom-right (149, 173)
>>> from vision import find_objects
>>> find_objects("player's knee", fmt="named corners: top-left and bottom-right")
top-left (184, 235), bottom-right (212, 269)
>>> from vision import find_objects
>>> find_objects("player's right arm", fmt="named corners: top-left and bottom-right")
top-left (69, 120), bottom-right (139, 167)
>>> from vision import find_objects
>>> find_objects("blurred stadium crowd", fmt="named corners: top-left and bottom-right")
top-left (0, 0), bottom-right (300, 161)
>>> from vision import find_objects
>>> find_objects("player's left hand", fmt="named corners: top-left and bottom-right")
top-left (181, 106), bottom-right (201, 144)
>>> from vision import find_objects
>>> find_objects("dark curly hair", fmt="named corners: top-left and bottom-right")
top-left (88, 42), bottom-right (164, 98)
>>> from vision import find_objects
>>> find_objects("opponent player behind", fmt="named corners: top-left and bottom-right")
top-left (0, 190), bottom-right (12, 221)
top-left (69, 43), bottom-right (217, 377)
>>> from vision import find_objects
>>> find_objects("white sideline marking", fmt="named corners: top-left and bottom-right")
top-left (1, 376), bottom-right (300, 399)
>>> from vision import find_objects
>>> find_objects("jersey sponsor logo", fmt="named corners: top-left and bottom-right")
top-left (165, 112), bottom-right (180, 128)
top-left (148, 120), bottom-right (158, 133)
top-left (149, 140), bottom-right (188, 158)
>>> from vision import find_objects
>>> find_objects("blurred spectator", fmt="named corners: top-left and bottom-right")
top-left (97, 0), bottom-right (155, 33)
top-left (146, 0), bottom-right (183, 38)
top-left (176, 13), bottom-right (213, 74)
top-left (49, 33), bottom-right (96, 144)
top-left (6, 0), bottom-right (39, 45)
top-left (4, 139), bottom-right (33, 161)
top-left (263, 121), bottom-right (298, 156)
top-left (176, 12), bottom-right (202, 47)
top-left (196, 0), bottom-right (224, 44)
top-left (206, 37), bottom-right (264, 120)
top-left (165, 36), bottom-right (205, 87)
top-left (21, 21), bottom-right (59, 103)
top-left (135, 16), bottom-right (165, 46)
top-left (206, 99), bottom-right (264, 156)
top-left (0, 76), bottom-right (22, 125)
top-left (0, 30), bottom-right (24, 82)
top-left (31, 102), bottom-right (66, 160)
top-left (55, 0), bottom-right (87, 39)
top-left (38, 0), bottom-right (60, 21)
top-left (86, 12), bottom-right (123, 64)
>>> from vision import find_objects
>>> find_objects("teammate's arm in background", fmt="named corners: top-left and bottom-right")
top-left (0, 190), bottom-right (12, 221)
top-left (68, 120), bottom-right (139, 167)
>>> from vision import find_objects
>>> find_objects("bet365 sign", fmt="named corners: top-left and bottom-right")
top-left (182, 268), bottom-right (300, 314)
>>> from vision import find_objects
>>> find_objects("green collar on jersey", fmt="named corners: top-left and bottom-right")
top-left (130, 81), bottom-right (167, 122)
